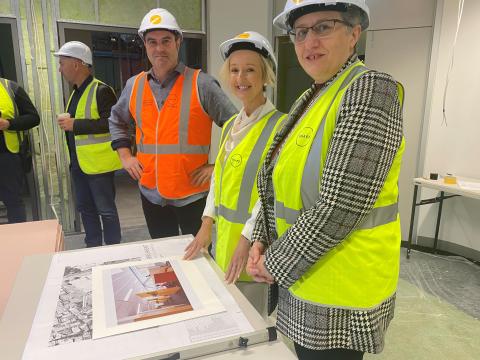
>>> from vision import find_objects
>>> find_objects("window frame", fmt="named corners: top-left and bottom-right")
top-left (0, 17), bottom-right (24, 84)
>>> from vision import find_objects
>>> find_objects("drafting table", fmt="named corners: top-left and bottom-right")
top-left (406, 177), bottom-right (480, 258)
top-left (0, 239), bottom-right (296, 360)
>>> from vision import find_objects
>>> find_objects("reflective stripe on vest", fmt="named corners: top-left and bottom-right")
top-left (276, 199), bottom-right (398, 230)
top-left (215, 110), bottom-right (284, 224)
top-left (219, 115), bottom-right (236, 148)
top-left (66, 79), bottom-right (122, 174)
top-left (0, 78), bottom-right (22, 153)
top-left (75, 134), bottom-right (113, 146)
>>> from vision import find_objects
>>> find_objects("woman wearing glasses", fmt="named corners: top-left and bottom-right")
top-left (184, 32), bottom-right (285, 315)
top-left (246, 1), bottom-right (405, 359)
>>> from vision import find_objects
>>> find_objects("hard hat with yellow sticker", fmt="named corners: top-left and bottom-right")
top-left (219, 31), bottom-right (277, 72)
top-left (138, 8), bottom-right (182, 40)
top-left (273, 0), bottom-right (370, 31)
top-left (236, 33), bottom-right (251, 39)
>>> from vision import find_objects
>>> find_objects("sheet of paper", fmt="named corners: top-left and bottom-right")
top-left (22, 236), bottom-right (255, 360)
top-left (92, 256), bottom-right (225, 339)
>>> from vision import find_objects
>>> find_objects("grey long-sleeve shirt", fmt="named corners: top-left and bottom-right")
top-left (109, 62), bottom-right (237, 206)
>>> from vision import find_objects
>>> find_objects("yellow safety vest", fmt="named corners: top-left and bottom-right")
top-left (0, 78), bottom-right (23, 153)
top-left (272, 60), bottom-right (405, 309)
top-left (214, 109), bottom-right (286, 281)
top-left (66, 78), bottom-right (122, 174)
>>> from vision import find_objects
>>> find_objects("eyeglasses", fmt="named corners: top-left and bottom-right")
top-left (289, 19), bottom-right (352, 43)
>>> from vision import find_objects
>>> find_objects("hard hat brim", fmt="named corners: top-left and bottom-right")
top-left (273, 0), bottom-right (370, 31)
top-left (219, 38), bottom-right (277, 71)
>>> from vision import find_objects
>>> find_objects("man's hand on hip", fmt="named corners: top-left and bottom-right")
top-left (118, 148), bottom-right (143, 180)
top-left (190, 164), bottom-right (214, 187)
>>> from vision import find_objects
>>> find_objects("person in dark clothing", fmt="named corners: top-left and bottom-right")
top-left (0, 77), bottom-right (40, 223)
top-left (54, 41), bottom-right (122, 247)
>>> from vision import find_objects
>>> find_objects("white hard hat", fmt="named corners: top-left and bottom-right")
top-left (273, 0), bottom-right (370, 31)
top-left (219, 31), bottom-right (277, 72)
top-left (54, 41), bottom-right (92, 65)
top-left (138, 8), bottom-right (182, 40)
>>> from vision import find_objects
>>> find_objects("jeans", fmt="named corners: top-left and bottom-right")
top-left (71, 167), bottom-right (121, 247)
top-left (0, 152), bottom-right (26, 223)
top-left (140, 193), bottom-right (205, 239)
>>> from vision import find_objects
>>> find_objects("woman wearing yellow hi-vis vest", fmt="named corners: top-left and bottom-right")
top-left (184, 31), bottom-right (285, 316)
top-left (54, 41), bottom-right (122, 248)
top-left (246, 1), bottom-right (405, 359)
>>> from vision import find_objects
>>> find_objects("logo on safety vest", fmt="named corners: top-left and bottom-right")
top-left (150, 15), bottom-right (162, 24)
top-left (166, 94), bottom-right (179, 108)
top-left (296, 127), bottom-right (313, 147)
top-left (230, 154), bottom-right (242, 167)
top-left (236, 33), bottom-right (251, 39)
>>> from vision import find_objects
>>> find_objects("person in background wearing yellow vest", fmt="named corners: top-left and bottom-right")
top-left (246, 1), bottom-right (405, 359)
top-left (0, 78), bottom-right (39, 223)
top-left (54, 41), bottom-right (122, 247)
top-left (109, 9), bottom-right (236, 239)
top-left (184, 32), bottom-right (285, 316)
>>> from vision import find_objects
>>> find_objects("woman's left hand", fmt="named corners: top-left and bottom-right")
top-left (224, 235), bottom-right (250, 284)
top-left (247, 254), bottom-right (275, 284)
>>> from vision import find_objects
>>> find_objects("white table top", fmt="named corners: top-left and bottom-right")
top-left (413, 177), bottom-right (480, 200)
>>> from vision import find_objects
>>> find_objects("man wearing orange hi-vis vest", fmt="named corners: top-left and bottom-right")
top-left (109, 8), bottom-right (236, 239)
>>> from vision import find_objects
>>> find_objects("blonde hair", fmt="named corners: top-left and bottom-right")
top-left (219, 51), bottom-right (276, 92)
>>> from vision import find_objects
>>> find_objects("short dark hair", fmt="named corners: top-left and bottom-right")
top-left (143, 28), bottom-right (181, 40)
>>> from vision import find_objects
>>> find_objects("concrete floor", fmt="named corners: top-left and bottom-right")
top-left (369, 249), bottom-right (480, 359)
top-left (64, 173), bottom-right (480, 359)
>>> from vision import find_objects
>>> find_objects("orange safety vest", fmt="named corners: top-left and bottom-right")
top-left (129, 67), bottom-right (213, 199)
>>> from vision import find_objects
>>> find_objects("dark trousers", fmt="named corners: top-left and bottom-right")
top-left (294, 343), bottom-right (364, 360)
top-left (71, 167), bottom-right (121, 247)
top-left (0, 152), bottom-right (26, 223)
top-left (140, 193), bottom-right (205, 239)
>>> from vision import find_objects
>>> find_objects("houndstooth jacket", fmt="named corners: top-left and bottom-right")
top-left (252, 55), bottom-right (403, 353)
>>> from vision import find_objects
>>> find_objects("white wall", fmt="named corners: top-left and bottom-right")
top-left (206, 0), bottom-right (274, 159)
top-left (367, 0), bottom-right (436, 29)
top-left (417, 0), bottom-right (480, 252)
top-left (363, 0), bottom-right (436, 241)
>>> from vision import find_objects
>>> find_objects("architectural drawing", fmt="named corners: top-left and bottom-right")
top-left (48, 258), bottom-right (140, 346)
top-left (92, 257), bottom-right (225, 339)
